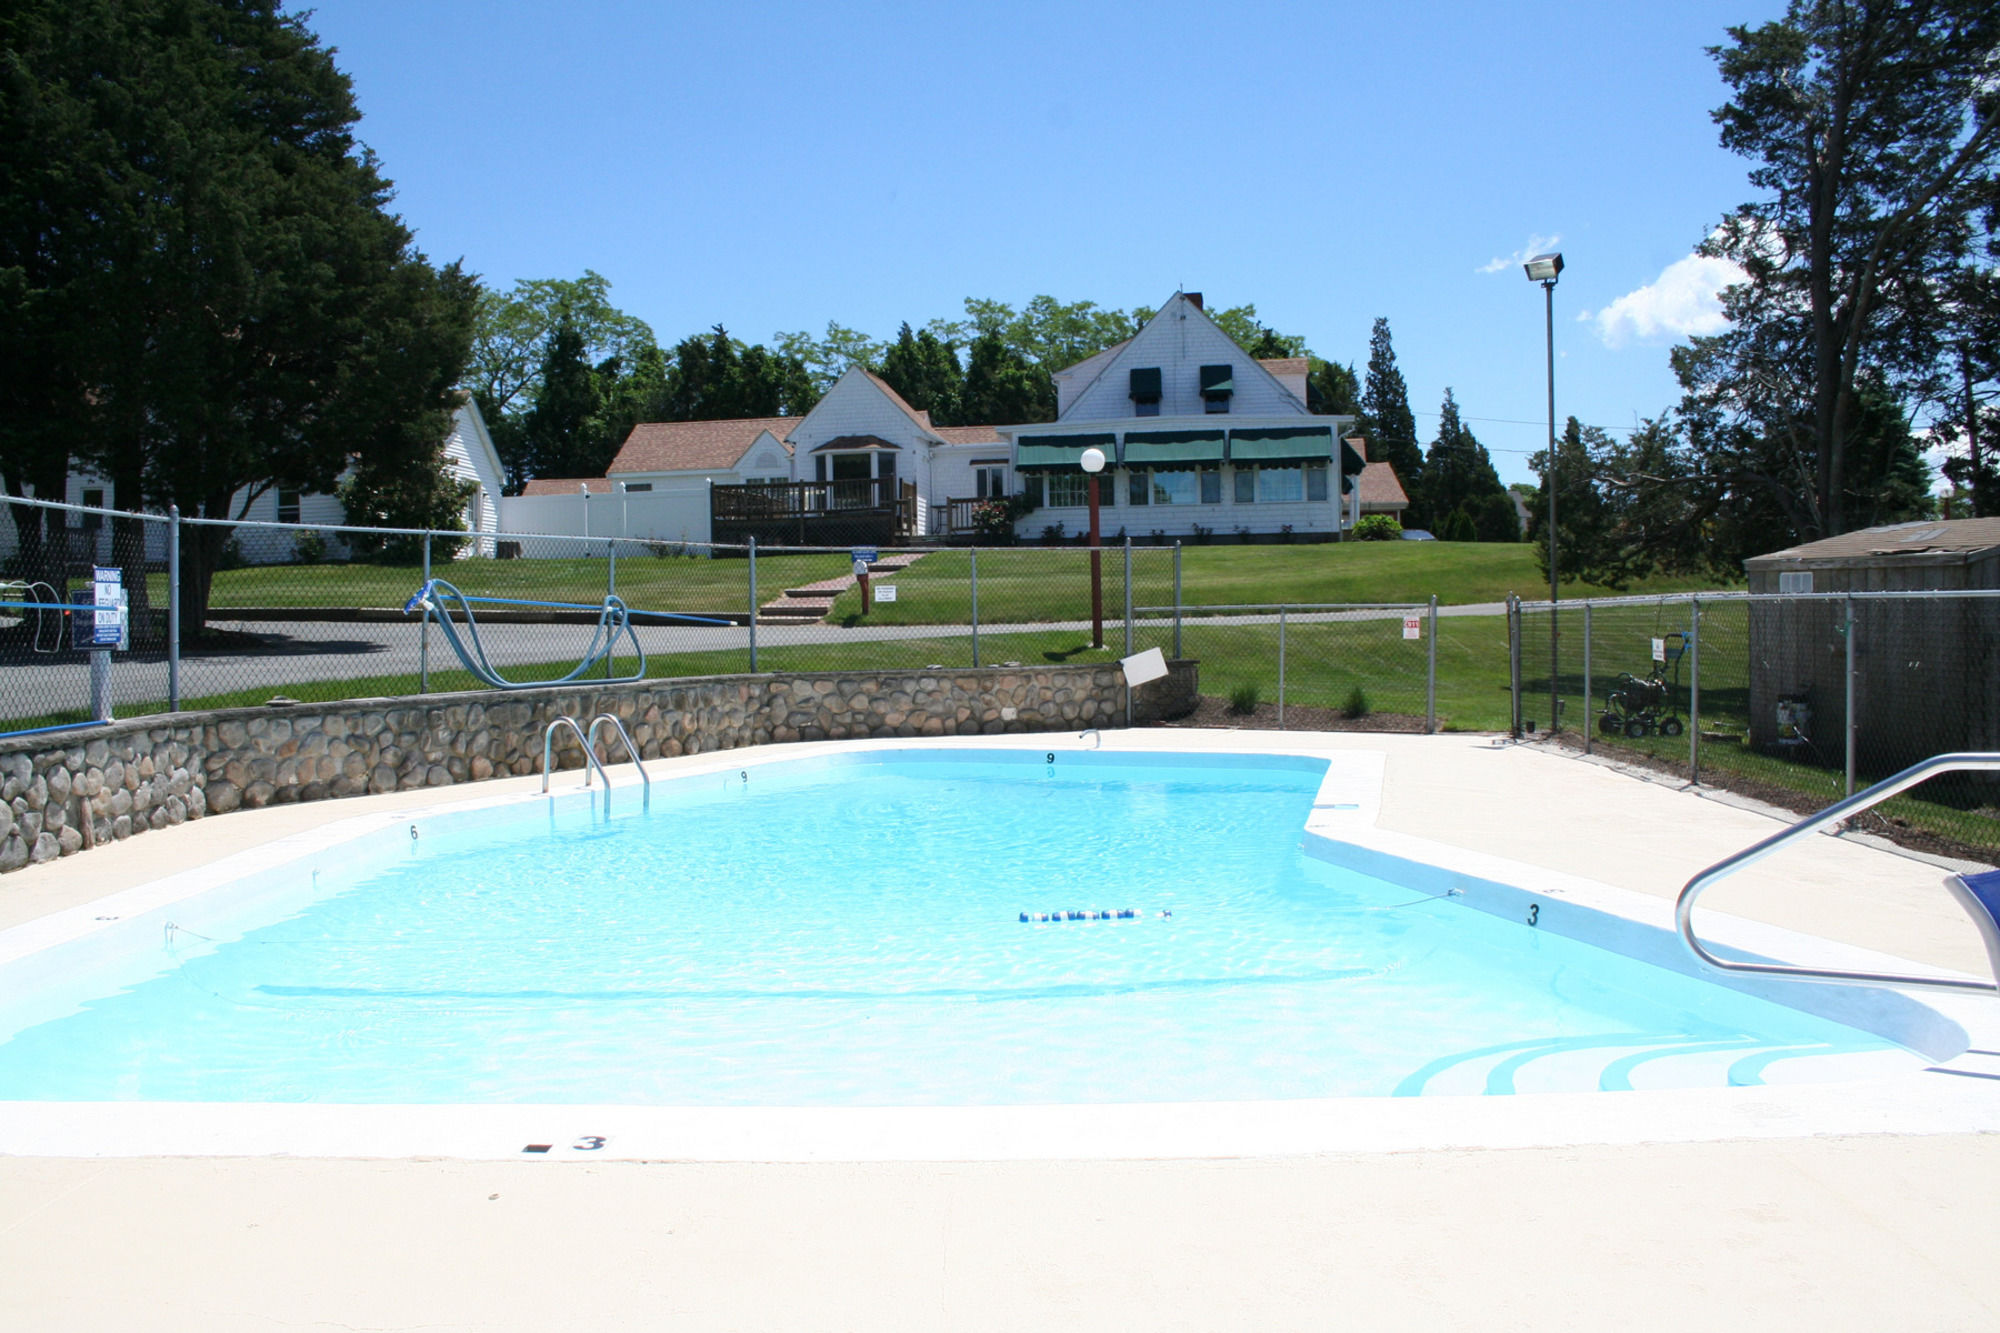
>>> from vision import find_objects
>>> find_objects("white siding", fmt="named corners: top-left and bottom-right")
top-left (1061, 295), bottom-right (1310, 424)
top-left (1019, 463), bottom-right (1341, 542)
top-left (788, 368), bottom-right (941, 532)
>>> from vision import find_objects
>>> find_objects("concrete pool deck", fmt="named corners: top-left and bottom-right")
top-left (2, 729), bottom-right (1997, 1329)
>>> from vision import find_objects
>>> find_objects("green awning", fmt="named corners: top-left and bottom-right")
top-left (1123, 429), bottom-right (1225, 467)
top-left (1339, 437), bottom-right (1367, 494)
top-left (1128, 367), bottom-right (1161, 401)
top-left (1199, 364), bottom-right (1234, 396)
top-left (1228, 426), bottom-right (1335, 464)
top-left (1015, 432), bottom-right (1118, 471)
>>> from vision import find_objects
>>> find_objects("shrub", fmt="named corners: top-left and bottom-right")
top-left (1342, 686), bottom-right (1371, 719)
top-left (1228, 683), bottom-right (1261, 715)
top-left (292, 530), bottom-right (328, 565)
top-left (1191, 524), bottom-right (1213, 545)
top-left (1353, 514), bottom-right (1401, 541)
top-left (1040, 522), bottom-right (1066, 546)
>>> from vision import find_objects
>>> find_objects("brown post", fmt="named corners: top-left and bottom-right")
top-left (1088, 471), bottom-right (1103, 650)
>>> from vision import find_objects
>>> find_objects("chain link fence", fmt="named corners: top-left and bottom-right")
top-left (4, 493), bottom-right (1994, 858)
top-left (1513, 591), bottom-right (2000, 858)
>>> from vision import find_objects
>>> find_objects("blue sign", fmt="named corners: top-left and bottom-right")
top-left (850, 547), bottom-right (878, 565)
top-left (70, 566), bottom-right (127, 649)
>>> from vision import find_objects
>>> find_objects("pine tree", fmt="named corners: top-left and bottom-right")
top-left (1357, 318), bottom-right (1422, 496)
top-left (1420, 389), bottom-right (1505, 532)
top-left (879, 322), bottom-right (965, 424)
top-left (960, 334), bottom-right (1056, 424)
top-left (1307, 360), bottom-right (1361, 417)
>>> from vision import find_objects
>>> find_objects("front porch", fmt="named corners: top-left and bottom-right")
top-left (710, 480), bottom-right (918, 548)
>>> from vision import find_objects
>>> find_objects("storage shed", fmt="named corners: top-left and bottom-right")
top-left (1742, 519), bottom-right (2000, 775)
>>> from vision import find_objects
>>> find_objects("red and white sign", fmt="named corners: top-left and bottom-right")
top-left (1403, 616), bottom-right (1422, 641)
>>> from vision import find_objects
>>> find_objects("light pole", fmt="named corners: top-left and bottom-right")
top-left (1081, 446), bottom-right (1106, 649)
top-left (1523, 251), bottom-right (1563, 731)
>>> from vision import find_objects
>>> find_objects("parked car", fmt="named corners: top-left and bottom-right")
top-left (1400, 529), bottom-right (1436, 541)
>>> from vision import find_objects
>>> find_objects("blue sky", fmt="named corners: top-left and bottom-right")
top-left (310, 0), bottom-right (1787, 487)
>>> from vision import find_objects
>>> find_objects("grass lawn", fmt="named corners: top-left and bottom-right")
top-left (828, 543), bottom-right (1737, 626)
top-left (173, 542), bottom-right (1735, 624)
top-left (173, 552), bottom-right (856, 615)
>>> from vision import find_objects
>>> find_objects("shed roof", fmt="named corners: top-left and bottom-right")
top-left (520, 477), bottom-right (617, 496)
top-left (1744, 518), bottom-right (2000, 567)
top-left (1356, 462), bottom-right (1409, 511)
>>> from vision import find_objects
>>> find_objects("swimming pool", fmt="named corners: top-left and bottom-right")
top-left (0, 746), bottom-right (1953, 1110)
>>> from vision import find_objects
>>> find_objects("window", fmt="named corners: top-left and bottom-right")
top-left (1129, 367), bottom-right (1162, 416)
top-left (1257, 466), bottom-right (1304, 503)
top-left (1201, 470), bottom-right (1222, 505)
top-left (1128, 470), bottom-right (1149, 506)
top-left (80, 487), bottom-right (103, 531)
top-left (623, 482), bottom-right (654, 492)
top-left (1149, 471), bottom-right (1201, 505)
top-left (1234, 469), bottom-right (1255, 504)
top-left (1200, 364), bottom-right (1233, 414)
top-left (1306, 464), bottom-right (1329, 502)
top-left (1021, 474), bottom-right (1043, 506)
top-left (1045, 473), bottom-right (1088, 507)
top-left (974, 465), bottom-right (1006, 499)
top-left (277, 489), bottom-right (301, 525)
top-left (877, 451), bottom-right (897, 492)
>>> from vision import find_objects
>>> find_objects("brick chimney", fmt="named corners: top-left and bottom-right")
top-left (1183, 291), bottom-right (1203, 311)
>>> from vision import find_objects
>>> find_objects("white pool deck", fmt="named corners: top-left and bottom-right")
top-left (3, 729), bottom-right (1998, 1330)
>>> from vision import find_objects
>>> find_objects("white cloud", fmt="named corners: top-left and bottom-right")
top-left (1588, 252), bottom-right (1746, 348)
top-left (1479, 234), bottom-right (1561, 275)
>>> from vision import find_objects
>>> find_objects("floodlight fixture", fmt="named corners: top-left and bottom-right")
top-left (1523, 252), bottom-right (1564, 284)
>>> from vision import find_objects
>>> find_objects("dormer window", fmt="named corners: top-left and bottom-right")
top-left (1129, 367), bottom-right (1162, 417)
top-left (1200, 364), bottom-right (1233, 414)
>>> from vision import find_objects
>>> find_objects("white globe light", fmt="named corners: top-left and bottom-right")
top-left (1079, 446), bottom-right (1106, 473)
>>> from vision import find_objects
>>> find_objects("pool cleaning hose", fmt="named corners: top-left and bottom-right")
top-left (404, 578), bottom-right (648, 690)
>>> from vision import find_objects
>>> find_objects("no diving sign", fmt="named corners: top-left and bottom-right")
top-left (1403, 615), bottom-right (1422, 641)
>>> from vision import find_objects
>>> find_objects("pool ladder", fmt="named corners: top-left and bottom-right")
top-left (1677, 751), bottom-right (2000, 996)
top-left (541, 713), bottom-right (651, 812)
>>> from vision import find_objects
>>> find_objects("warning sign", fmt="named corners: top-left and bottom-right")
top-left (1403, 616), bottom-right (1422, 641)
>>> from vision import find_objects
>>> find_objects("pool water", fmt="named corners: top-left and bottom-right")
top-left (0, 750), bottom-right (1909, 1105)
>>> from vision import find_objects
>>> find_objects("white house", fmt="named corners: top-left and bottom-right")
top-left (996, 292), bottom-right (1363, 542)
top-left (5, 398), bottom-right (509, 566)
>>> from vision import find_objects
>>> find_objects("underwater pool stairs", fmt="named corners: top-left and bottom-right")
top-left (0, 662), bottom-right (1202, 875)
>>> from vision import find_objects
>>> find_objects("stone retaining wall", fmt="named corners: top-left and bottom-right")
top-left (0, 665), bottom-right (1138, 874)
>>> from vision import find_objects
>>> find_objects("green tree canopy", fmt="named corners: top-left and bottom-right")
top-left (961, 334), bottom-right (1057, 424)
top-left (1684, 0), bottom-right (2000, 539)
top-left (878, 323), bottom-right (965, 424)
top-left (0, 0), bottom-right (478, 626)
top-left (1419, 389), bottom-right (1505, 532)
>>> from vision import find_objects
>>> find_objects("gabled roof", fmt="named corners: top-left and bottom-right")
top-left (608, 416), bottom-right (795, 474)
top-left (521, 477), bottom-right (618, 496)
top-left (1050, 292), bottom-right (1312, 422)
top-left (1357, 462), bottom-right (1409, 510)
top-left (932, 424), bottom-right (1005, 445)
top-left (1256, 357), bottom-right (1309, 378)
top-left (858, 369), bottom-right (940, 438)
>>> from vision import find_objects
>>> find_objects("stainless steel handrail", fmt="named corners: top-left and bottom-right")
top-left (541, 715), bottom-right (612, 806)
top-left (586, 713), bottom-right (651, 810)
top-left (1677, 751), bottom-right (2000, 995)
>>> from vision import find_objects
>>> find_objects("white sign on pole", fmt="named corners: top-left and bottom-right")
top-left (876, 584), bottom-right (898, 603)
top-left (1651, 637), bottom-right (1667, 663)
top-left (1403, 615), bottom-right (1422, 641)
top-left (1120, 646), bottom-right (1169, 686)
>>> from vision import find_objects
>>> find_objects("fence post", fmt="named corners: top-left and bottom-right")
top-left (167, 504), bottom-right (181, 712)
top-left (1844, 592), bottom-right (1857, 798)
top-left (606, 543), bottom-right (618, 680)
top-left (1278, 604), bottom-right (1287, 729)
top-left (1173, 542), bottom-right (1183, 659)
top-left (747, 536), bottom-right (758, 673)
top-left (1582, 601), bottom-right (1593, 756)
top-left (1689, 597), bottom-right (1701, 783)
top-left (969, 546), bottom-right (980, 668)
top-left (1123, 536), bottom-right (1133, 657)
top-left (1426, 594), bottom-right (1437, 735)
top-left (1508, 594), bottom-right (1522, 738)
top-left (419, 532), bottom-right (431, 694)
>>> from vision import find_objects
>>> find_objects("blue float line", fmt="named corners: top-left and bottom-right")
top-left (0, 600), bottom-right (79, 613)
top-left (0, 720), bottom-right (104, 740)
top-left (399, 588), bottom-right (730, 626)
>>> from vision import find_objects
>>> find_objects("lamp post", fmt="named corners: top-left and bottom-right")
top-left (1081, 446), bottom-right (1106, 649)
top-left (1523, 251), bottom-right (1563, 732)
